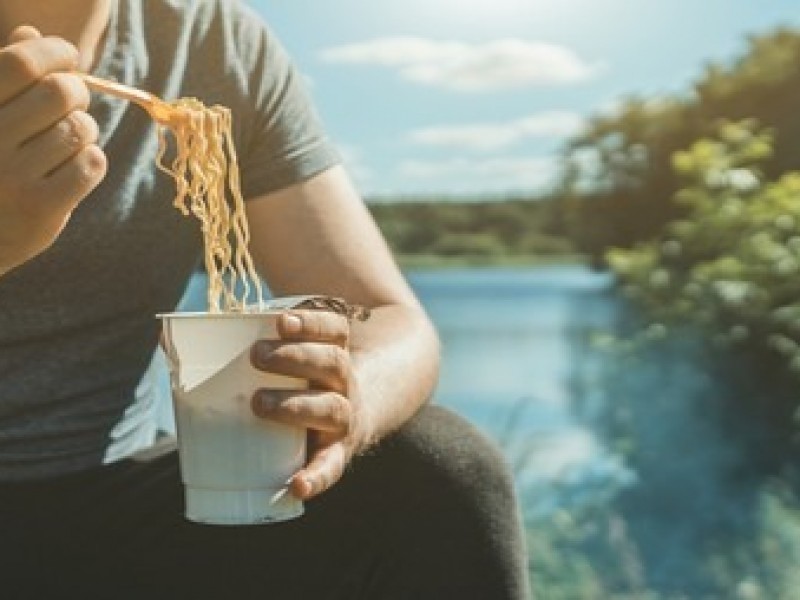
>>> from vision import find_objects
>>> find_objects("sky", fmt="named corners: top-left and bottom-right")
top-left (247, 0), bottom-right (800, 199)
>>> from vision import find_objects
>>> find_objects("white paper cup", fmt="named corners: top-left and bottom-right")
top-left (158, 311), bottom-right (307, 525)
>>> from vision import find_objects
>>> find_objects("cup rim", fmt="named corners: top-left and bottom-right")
top-left (157, 310), bottom-right (285, 320)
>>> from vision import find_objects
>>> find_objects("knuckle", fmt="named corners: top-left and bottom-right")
top-left (39, 73), bottom-right (73, 112)
top-left (289, 311), bottom-right (349, 345)
top-left (39, 73), bottom-right (87, 114)
top-left (335, 452), bottom-right (347, 476)
top-left (328, 394), bottom-right (350, 431)
top-left (277, 343), bottom-right (305, 365)
top-left (315, 470), bottom-right (331, 493)
top-left (75, 111), bottom-right (99, 144)
top-left (55, 112), bottom-right (93, 151)
top-left (325, 346), bottom-right (350, 380)
top-left (332, 315), bottom-right (350, 345)
top-left (301, 311), bottom-right (324, 338)
top-left (322, 313), bottom-right (349, 345)
top-left (46, 37), bottom-right (80, 68)
top-left (328, 453), bottom-right (346, 483)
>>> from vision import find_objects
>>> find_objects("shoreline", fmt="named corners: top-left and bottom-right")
top-left (395, 253), bottom-right (587, 270)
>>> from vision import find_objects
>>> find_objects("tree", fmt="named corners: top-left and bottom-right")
top-left (558, 27), bottom-right (800, 262)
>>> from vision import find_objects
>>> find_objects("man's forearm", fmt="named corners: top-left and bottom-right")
top-left (350, 303), bottom-right (441, 450)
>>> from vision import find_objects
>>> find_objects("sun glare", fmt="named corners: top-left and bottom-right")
top-left (400, 0), bottom-right (578, 34)
top-left (433, 0), bottom-right (535, 17)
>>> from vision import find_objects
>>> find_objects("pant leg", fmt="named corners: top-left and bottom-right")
top-left (0, 405), bottom-right (531, 600)
top-left (319, 403), bottom-right (532, 600)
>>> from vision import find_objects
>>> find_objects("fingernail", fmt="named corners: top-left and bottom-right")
top-left (253, 340), bottom-right (273, 366)
top-left (253, 390), bottom-right (279, 413)
top-left (282, 313), bottom-right (302, 336)
top-left (288, 475), bottom-right (311, 499)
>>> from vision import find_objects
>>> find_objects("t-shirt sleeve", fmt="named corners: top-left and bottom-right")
top-left (221, 3), bottom-right (341, 200)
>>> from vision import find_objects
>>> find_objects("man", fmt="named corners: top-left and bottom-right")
top-left (0, 1), bottom-right (530, 597)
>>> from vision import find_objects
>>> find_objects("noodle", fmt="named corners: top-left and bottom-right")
top-left (155, 99), bottom-right (264, 313)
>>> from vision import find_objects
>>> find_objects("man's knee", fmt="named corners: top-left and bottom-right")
top-left (366, 405), bottom-right (530, 598)
top-left (314, 405), bottom-right (531, 599)
top-left (376, 404), bottom-right (518, 509)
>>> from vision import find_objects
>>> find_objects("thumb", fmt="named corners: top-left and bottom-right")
top-left (7, 25), bottom-right (41, 45)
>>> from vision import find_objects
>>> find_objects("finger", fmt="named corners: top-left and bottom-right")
top-left (0, 36), bottom-right (80, 105)
top-left (252, 389), bottom-right (352, 437)
top-left (290, 442), bottom-right (348, 500)
top-left (16, 110), bottom-right (99, 177)
top-left (34, 144), bottom-right (107, 212)
top-left (0, 72), bottom-right (90, 148)
top-left (7, 25), bottom-right (41, 45)
top-left (278, 310), bottom-right (349, 347)
top-left (252, 341), bottom-right (350, 394)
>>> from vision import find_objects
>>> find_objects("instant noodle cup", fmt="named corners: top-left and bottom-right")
top-left (158, 311), bottom-right (306, 525)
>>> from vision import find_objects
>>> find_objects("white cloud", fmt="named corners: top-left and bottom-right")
top-left (396, 155), bottom-right (560, 193)
top-left (320, 37), bottom-right (601, 92)
top-left (408, 111), bottom-right (584, 151)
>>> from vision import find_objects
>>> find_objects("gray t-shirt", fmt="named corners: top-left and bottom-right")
top-left (0, 0), bottom-right (339, 480)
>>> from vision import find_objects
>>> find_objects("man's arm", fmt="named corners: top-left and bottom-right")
top-left (246, 165), bottom-right (441, 498)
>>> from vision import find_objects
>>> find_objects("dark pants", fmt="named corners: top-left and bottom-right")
top-left (0, 405), bottom-right (531, 599)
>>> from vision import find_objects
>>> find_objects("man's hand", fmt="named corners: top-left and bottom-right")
top-left (250, 309), bottom-right (371, 500)
top-left (0, 26), bottom-right (106, 275)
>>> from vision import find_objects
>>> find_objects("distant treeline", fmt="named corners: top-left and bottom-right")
top-left (367, 196), bottom-right (576, 263)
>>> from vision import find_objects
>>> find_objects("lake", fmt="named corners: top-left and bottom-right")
top-left (405, 266), bottom-right (632, 510)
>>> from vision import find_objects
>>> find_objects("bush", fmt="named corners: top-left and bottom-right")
top-left (607, 119), bottom-right (800, 378)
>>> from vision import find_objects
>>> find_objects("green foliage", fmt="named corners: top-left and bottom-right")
top-left (521, 120), bottom-right (800, 598)
top-left (527, 510), bottom-right (607, 600)
top-left (607, 120), bottom-right (800, 376)
top-left (559, 27), bottom-right (800, 261)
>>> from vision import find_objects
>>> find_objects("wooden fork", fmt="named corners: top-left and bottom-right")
top-left (79, 73), bottom-right (175, 125)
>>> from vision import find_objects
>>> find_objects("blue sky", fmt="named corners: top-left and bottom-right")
top-left (247, 0), bottom-right (800, 199)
